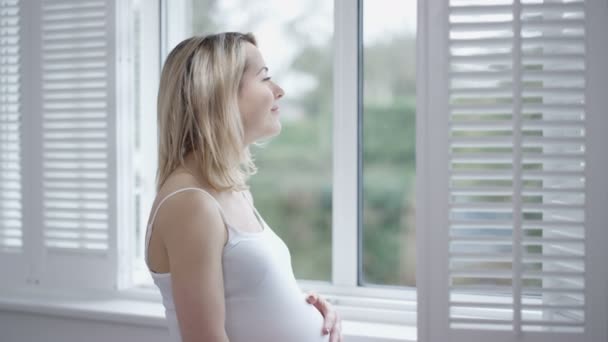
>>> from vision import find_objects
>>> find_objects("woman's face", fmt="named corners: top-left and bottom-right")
top-left (238, 42), bottom-right (285, 145)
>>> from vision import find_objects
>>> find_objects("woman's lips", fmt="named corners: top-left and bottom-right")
top-left (271, 105), bottom-right (279, 112)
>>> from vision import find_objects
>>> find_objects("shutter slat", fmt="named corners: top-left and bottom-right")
top-left (450, 236), bottom-right (513, 243)
top-left (46, 245), bottom-right (106, 255)
top-left (522, 287), bottom-right (584, 294)
top-left (44, 157), bottom-right (107, 164)
top-left (450, 21), bottom-right (513, 31)
top-left (42, 1), bottom-right (105, 12)
top-left (43, 74), bottom-right (108, 83)
top-left (451, 188), bottom-right (513, 195)
top-left (451, 302), bottom-right (513, 309)
top-left (43, 9), bottom-right (105, 22)
top-left (44, 66), bottom-right (108, 76)
top-left (450, 171), bottom-right (512, 179)
top-left (43, 107), bottom-right (107, 113)
top-left (45, 234), bottom-right (108, 243)
top-left (43, 52), bottom-right (107, 61)
top-left (451, 103), bottom-right (586, 114)
top-left (43, 86), bottom-right (106, 94)
top-left (43, 113), bottom-right (107, 120)
top-left (521, 304), bottom-right (584, 311)
top-left (522, 321), bottom-right (584, 328)
top-left (450, 255), bottom-right (513, 262)
top-left (521, 19), bottom-right (585, 31)
top-left (44, 214), bottom-right (107, 223)
top-left (42, 30), bottom-right (106, 42)
top-left (450, 70), bottom-right (513, 78)
top-left (451, 270), bottom-right (513, 278)
top-left (450, 251), bottom-right (513, 258)
top-left (44, 225), bottom-right (106, 232)
top-left (45, 145), bottom-right (107, 152)
top-left (523, 2), bottom-right (584, 12)
top-left (42, 20), bottom-right (105, 31)
top-left (449, 4), bottom-right (515, 16)
top-left (521, 237), bottom-right (584, 244)
top-left (451, 220), bottom-right (513, 228)
top-left (452, 87), bottom-right (584, 96)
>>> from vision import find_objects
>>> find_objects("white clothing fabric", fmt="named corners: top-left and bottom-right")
top-left (145, 187), bottom-right (329, 342)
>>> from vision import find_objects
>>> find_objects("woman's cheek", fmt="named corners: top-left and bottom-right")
top-left (262, 85), bottom-right (274, 108)
top-left (253, 96), bottom-right (272, 117)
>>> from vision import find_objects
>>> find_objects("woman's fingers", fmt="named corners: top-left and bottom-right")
top-left (329, 313), bottom-right (342, 342)
top-left (306, 292), bottom-right (319, 305)
top-left (307, 292), bottom-right (329, 316)
top-left (305, 291), bottom-right (343, 340)
top-left (323, 310), bottom-right (337, 334)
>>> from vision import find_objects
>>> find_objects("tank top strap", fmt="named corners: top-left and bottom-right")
top-left (145, 187), bottom-right (227, 264)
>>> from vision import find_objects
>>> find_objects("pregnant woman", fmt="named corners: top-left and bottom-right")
top-left (145, 32), bottom-right (343, 342)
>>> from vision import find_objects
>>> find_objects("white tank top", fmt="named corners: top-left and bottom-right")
top-left (145, 187), bottom-right (329, 342)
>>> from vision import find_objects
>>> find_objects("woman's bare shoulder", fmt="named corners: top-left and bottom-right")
top-left (151, 170), bottom-right (227, 245)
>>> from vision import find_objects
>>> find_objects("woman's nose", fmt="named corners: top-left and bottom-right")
top-left (274, 84), bottom-right (284, 99)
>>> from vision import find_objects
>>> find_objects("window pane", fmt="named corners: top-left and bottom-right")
top-left (362, 0), bottom-right (417, 286)
top-left (191, 0), bottom-right (333, 281)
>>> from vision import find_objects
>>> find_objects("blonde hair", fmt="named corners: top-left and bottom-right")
top-left (156, 32), bottom-right (259, 193)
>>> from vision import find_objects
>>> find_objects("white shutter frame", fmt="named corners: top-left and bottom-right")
top-left (417, 0), bottom-right (451, 341)
top-left (18, 0), bottom-right (126, 292)
top-left (419, 0), bottom-right (608, 341)
top-left (580, 0), bottom-right (608, 339)
top-left (115, 0), bottom-right (135, 291)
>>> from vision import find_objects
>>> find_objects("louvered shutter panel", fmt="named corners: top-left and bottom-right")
top-left (0, 0), bottom-right (25, 289)
top-left (420, 0), bottom-right (608, 341)
top-left (25, 0), bottom-right (119, 291)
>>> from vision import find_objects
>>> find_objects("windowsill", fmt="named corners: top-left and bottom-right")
top-left (0, 287), bottom-right (416, 342)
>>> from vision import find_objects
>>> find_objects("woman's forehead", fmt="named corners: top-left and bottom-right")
top-left (244, 43), bottom-right (265, 70)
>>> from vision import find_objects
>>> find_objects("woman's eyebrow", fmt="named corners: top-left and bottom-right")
top-left (256, 66), bottom-right (268, 75)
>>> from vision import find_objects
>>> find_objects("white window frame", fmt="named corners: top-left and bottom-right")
top-left (129, 0), bottom-right (161, 290)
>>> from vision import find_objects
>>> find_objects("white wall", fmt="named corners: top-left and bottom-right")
top-left (0, 311), bottom-right (170, 342)
top-left (0, 309), bottom-right (406, 342)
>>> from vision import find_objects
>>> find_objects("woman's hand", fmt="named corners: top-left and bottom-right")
top-left (306, 292), bottom-right (343, 342)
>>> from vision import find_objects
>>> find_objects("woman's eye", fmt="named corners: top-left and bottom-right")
top-left (263, 76), bottom-right (272, 81)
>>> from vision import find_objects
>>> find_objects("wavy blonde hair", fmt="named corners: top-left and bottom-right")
top-left (155, 32), bottom-right (259, 193)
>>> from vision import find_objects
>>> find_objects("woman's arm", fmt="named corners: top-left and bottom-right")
top-left (159, 191), bottom-right (230, 342)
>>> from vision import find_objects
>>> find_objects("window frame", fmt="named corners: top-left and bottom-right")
top-left (128, 0), bottom-right (161, 290)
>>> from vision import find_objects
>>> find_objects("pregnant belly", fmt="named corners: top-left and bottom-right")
top-left (225, 293), bottom-right (330, 342)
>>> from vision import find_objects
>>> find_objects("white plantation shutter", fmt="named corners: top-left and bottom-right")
top-left (0, 0), bottom-right (25, 289)
top-left (12, 0), bottom-right (124, 291)
top-left (419, 0), bottom-right (608, 341)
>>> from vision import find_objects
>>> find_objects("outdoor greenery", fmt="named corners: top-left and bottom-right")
top-left (192, 0), bottom-right (417, 286)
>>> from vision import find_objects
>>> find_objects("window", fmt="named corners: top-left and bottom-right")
top-left (190, 0), bottom-right (335, 282)
top-left (131, 0), bottom-right (420, 292)
top-left (362, 0), bottom-right (417, 287)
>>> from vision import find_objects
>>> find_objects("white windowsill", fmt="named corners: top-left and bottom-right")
top-left (0, 287), bottom-right (416, 342)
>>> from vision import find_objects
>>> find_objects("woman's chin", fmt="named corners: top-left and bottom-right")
top-left (259, 123), bottom-right (281, 141)
top-left (270, 122), bottom-right (282, 137)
